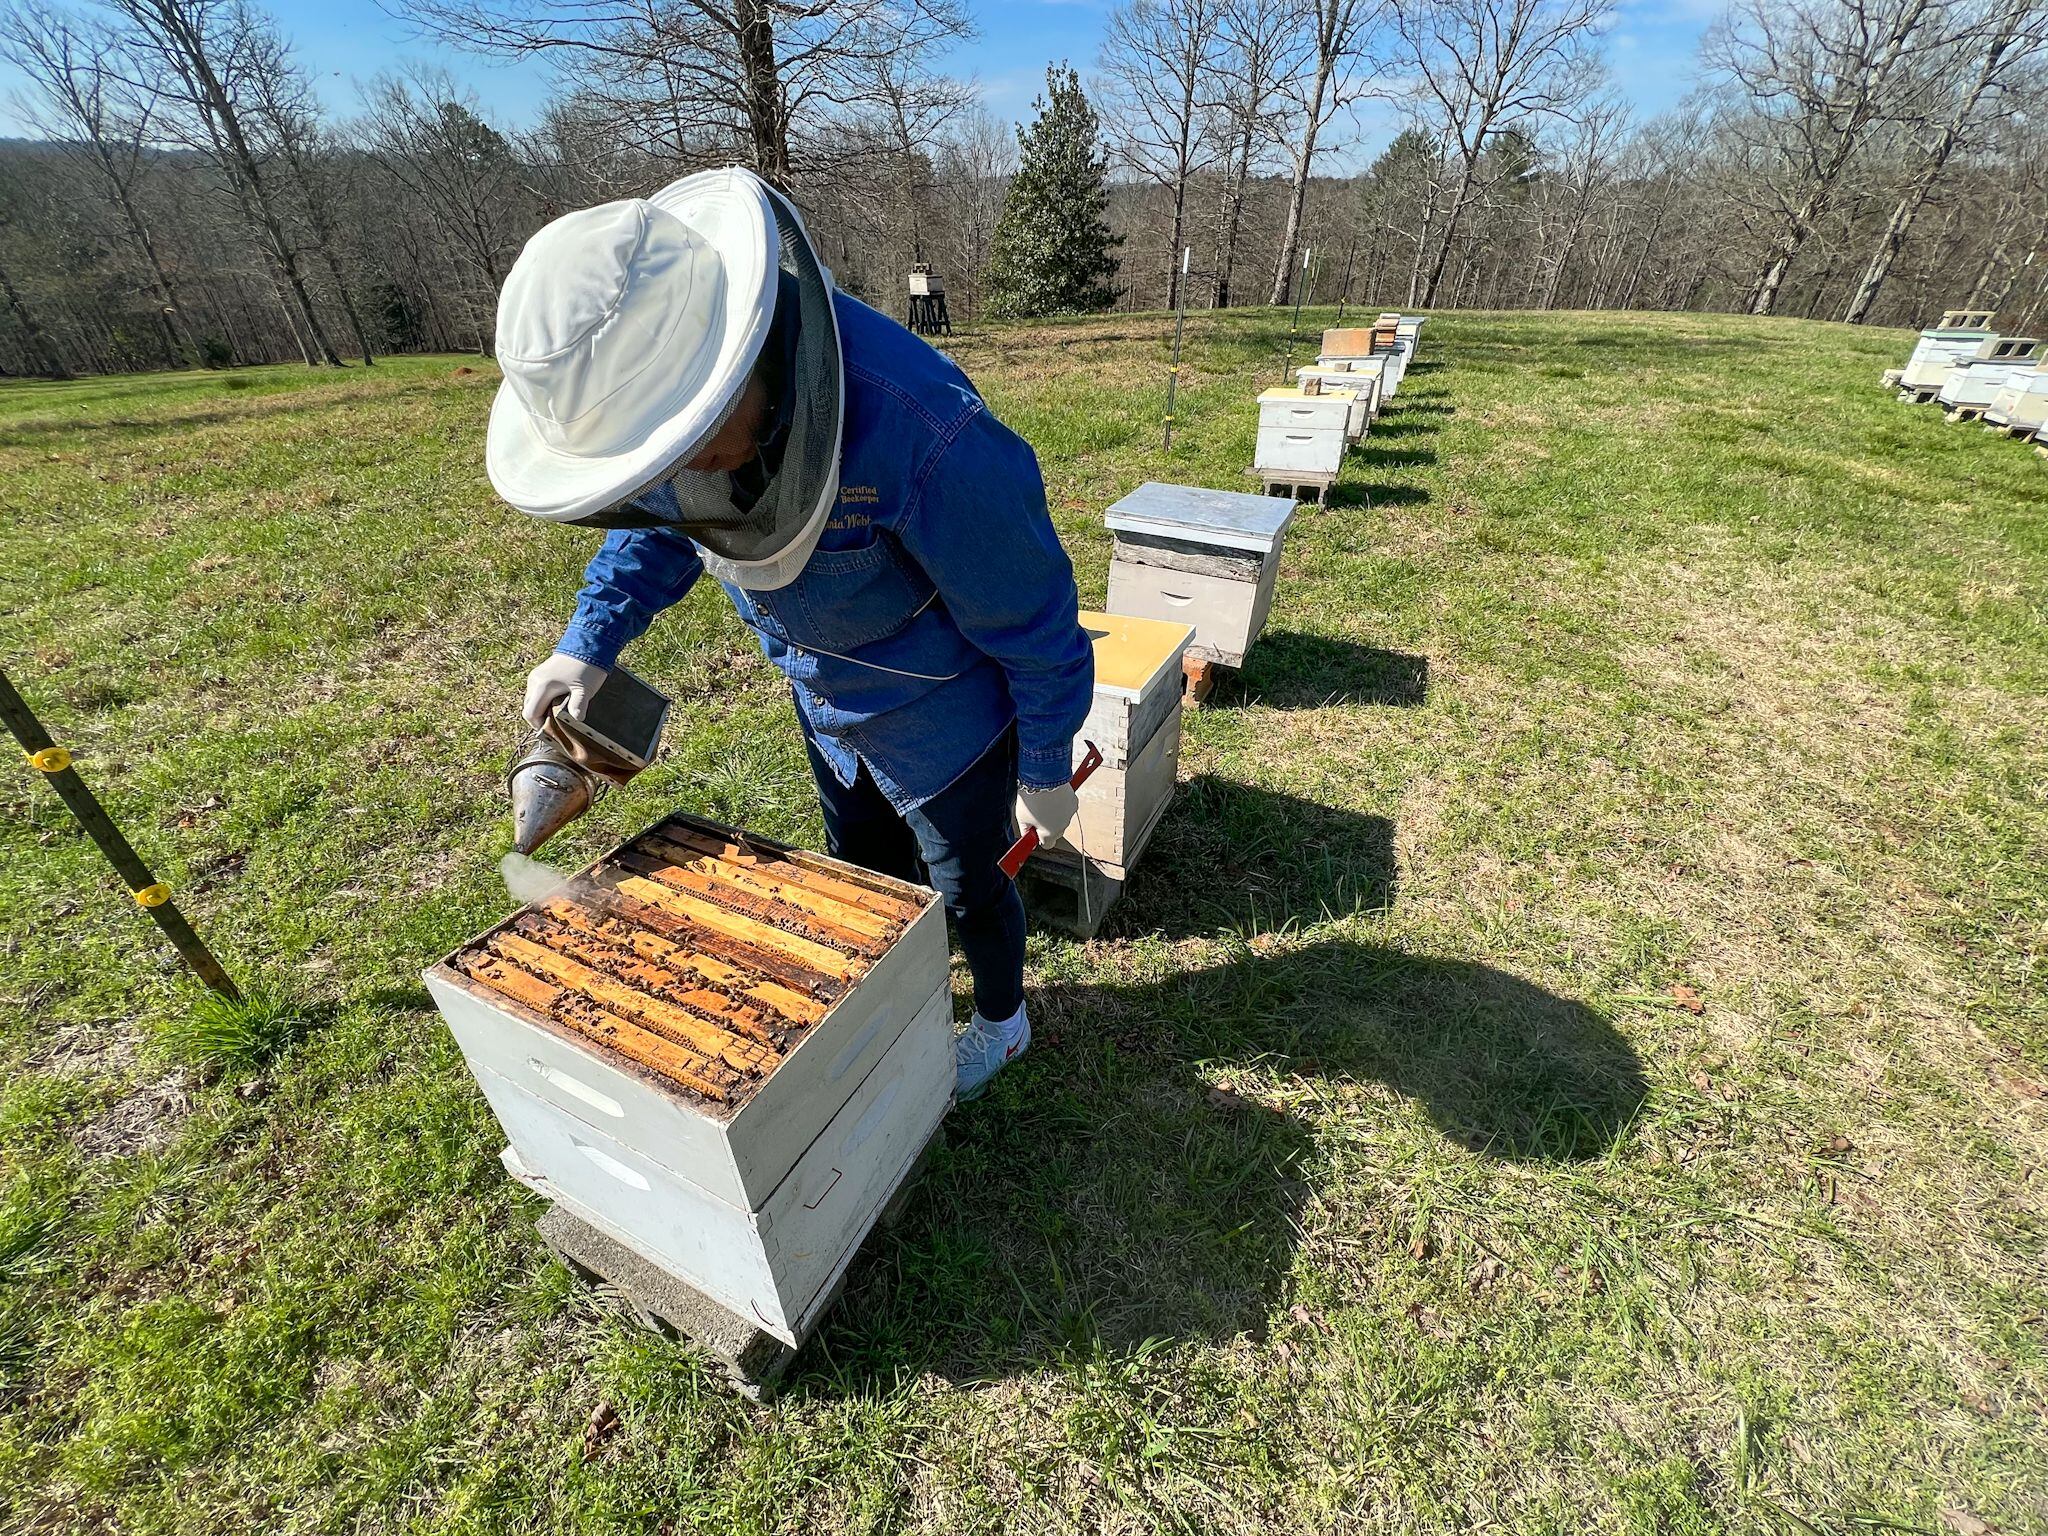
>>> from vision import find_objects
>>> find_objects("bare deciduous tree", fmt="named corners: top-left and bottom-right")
top-left (1266, 0), bottom-right (1383, 304)
top-left (1099, 0), bottom-right (1227, 308)
top-left (1389, 0), bottom-right (1612, 309)
top-left (1705, 0), bottom-right (1954, 315)
top-left (1, 0), bottom-right (201, 362)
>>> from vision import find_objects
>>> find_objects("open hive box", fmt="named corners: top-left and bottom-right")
top-left (425, 813), bottom-right (953, 1344)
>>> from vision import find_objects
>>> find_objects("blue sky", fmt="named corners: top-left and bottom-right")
top-left (1, 0), bottom-right (1722, 157)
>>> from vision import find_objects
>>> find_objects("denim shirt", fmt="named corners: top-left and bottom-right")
top-left (556, 292), bottom-right (1095, 809)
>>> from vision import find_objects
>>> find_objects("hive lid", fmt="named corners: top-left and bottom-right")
top-left (1260, 385), bottom-right (1354, 402)
top-left (429, 813), bottom-right (934, 1115)
top-left (1079, 609), bottom-right (1196, 699)
top-left (1105, 481), bottom-right (1295, 553)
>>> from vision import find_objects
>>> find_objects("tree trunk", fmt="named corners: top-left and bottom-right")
top-left (1843, 25), bottom-right (2013, 326)
top-left (734, 0), bottom-right (790, 186)
top-left (1216, 123), bottom-right (1258, 307)
top-left (1418, 149), bottom-right (1482, 307)
top-left (96, 152), bottom-right (201, 367)
top-left (0, 256), bottom-right (70, 377)
top-left (1268, 55), bottom-right (1332, 305)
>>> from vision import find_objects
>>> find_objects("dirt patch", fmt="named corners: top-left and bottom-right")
top-left (74, 1069), bottom-right (192, 1159)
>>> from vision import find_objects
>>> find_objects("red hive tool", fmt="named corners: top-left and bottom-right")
top-left (998, 741), bottom-right (1103, 879)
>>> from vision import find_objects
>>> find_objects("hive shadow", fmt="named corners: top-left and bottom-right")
top-left (801, 779), bottom-right (1646, 1394)
top-left (1223, 631), bottom-right (1429, 711)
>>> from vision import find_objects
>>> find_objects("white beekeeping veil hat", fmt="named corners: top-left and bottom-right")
top-left (487, 167), bottom-right (844, 591)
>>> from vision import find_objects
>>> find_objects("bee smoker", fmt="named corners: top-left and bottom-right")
top-left (507, 665), bottom-right (670, 855)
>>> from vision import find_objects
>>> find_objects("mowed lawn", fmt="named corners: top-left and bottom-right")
top-left (0, 306), bottom-right (2042, 1535)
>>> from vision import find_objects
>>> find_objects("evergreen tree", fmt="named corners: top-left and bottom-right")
top-left (982, 65), bottom-right (1121, 319)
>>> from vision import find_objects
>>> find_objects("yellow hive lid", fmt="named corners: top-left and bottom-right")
top-left (1262, 384), bottom-right (1357, 401)
top-left (1080, 609), bottom-right (1197, 696)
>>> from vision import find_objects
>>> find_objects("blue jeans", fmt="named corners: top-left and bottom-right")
top-left (801, 721), bottom-right (1027, 1022)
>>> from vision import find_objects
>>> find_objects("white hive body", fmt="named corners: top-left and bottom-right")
top-left (1988, 369), bottom-right (2048, 431)
top-left (1255, 387), bottom-right (1349, 478)
top-left (1901, 327), bottom-right (2000, 391)
top-left (425, 814), bottom-right (953, 1346)
top-left (1939, 337), bottom-right (2044, 409)
top-left (1039, 610), bottom-right (1196, 877)
top-left (1104, 482), bottom-right (1295, 668)
top-left (1295, 362), bottom-right (1382, 431)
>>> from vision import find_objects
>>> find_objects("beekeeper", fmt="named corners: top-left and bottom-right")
top-left (487, 168), bottom-right (1093, 1100)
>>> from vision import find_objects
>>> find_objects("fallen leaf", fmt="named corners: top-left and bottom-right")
top-left (1939, 1505), bottom-right (1996, 1536)
top-left (1288, 1303), bottom-right (1321, 1332)
top-left (1670, 983), bottom-right (1705, 1015)
top-left (1206, 1086), bottom-right (1252, 1112)
top-left (583, 1400), bottom-right (619, 1461)
top-left (1403, 1302), bottom-right (1444, 1335)
top-left (1408, 1235), bottom-right (1433, 1261)
top-left (1469, 1256), bottom-right (1505, 1291)
top-left (1690, 1069), bottom-right (1714, 1094)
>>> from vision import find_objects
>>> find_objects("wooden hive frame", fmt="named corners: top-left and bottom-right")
top-left (434, 813), bottom-right (930, 1115)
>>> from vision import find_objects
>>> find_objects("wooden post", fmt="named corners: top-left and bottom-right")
top-left (0, 669), bottom-right (240, 1000)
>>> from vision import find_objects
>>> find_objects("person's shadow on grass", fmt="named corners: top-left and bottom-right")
top-left (805, 780), bottom-right (1646, 1390)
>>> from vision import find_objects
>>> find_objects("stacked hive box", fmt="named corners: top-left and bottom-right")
top-left (1322, 319), bottom-right (1404, 397)
top-left (1254, 385), bottom-right (1351, 501)
top-left (424, 815), bottom-right (952, 1346)
top-left (1938, 336), bottom-right (2042, 418)
top-left (1987, 368), bottom-right (2048, 434)
top-left (1105, 481), bottom-right (1295, 693)
top-left (1024, 610), bottom-right (1196, 934)
top-left (1291, 363), bottom-right (1378, 437)
top-left (1899, 318), bottom-right (2001, 397)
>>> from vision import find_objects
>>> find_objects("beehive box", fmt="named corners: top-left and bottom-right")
top-left (1036, 610), bottom-right (1196, 875)
top-left (1320, 326), bottom-right (1377, 361)
top-left (1290, 368), bottom-right (1374, 437)
top-left (1938, 338), bottom-right (2043, 409)
top-left (424, 815), bottom-right (953, 1342)
top-left (1395, 315), bottom-right (1425, 358)
top-left (1901, 326), bottom-right (2002, 391)
top-left (1989, 369), bottom-right (2048, 432)
top-left (1105, 482), bottom-right (1295, 668)
top-left (1255, 387), bottom-right (1347, 479)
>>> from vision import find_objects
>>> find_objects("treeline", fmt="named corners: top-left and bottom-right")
top-left (1, 0), bottom-right (2044, 379)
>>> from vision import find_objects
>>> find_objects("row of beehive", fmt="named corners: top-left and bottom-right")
top-left (1887, 308), bottom-right (2048, 439)
top-left (1251, 312), bottom-right (1426, 501)
top-left (1025, 481), bottom-right (1296, 907)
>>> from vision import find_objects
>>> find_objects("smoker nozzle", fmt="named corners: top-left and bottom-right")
top-left (507, 733), bottom-right (598, 856)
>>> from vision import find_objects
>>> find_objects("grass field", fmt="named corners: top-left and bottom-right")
top-left (0, 305), bottom-right (2042, 1535)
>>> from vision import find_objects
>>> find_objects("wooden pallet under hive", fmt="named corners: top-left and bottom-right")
top-left (425, 814), bottom-right (954, 1344)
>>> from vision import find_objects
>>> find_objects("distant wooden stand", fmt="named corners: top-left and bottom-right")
top-left (907, 294), bottom-right (952, 336)
top-left (535, 1126), bottom-right (943, 1402)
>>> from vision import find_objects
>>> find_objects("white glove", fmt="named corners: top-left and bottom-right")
top-left (1016, 782), bottom-right (1079, 844)
top-left (523, 653), bottom-right (608, 728)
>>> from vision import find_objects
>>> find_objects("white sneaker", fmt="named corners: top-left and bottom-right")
top-left (954, 1003), bottom-right (1030, 1100)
